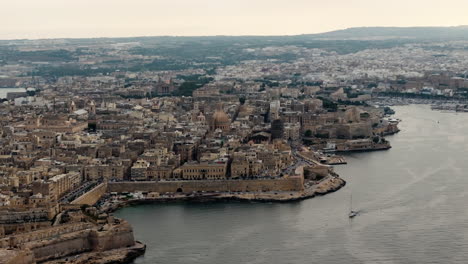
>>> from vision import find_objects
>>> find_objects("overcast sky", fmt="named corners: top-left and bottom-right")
top-left (2, 0), bottom-right (468, 39)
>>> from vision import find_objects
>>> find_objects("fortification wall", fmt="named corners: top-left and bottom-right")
top-left (27, 230), bottom-right (93, 262)
top-left (89, 221), bottom-right (135, 251)
top-left (1, 221), bottom-right (51, 237)
top-left (71, 182), bottom-right (108, 205)
top-left (0, 248), bottom-right (35, 264)
top-left (0, 208), bottom-right (50, 224)
top-left (0, 223), bottom-right (93, 248)
top-left (304, 165), bottom-right (329, 179)
top-left (0, 221), bottom-right (136, 263)
top-left (108, 176), bottom-right (304, 193)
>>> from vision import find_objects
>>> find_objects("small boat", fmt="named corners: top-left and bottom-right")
top-left (349, 210), bottom-right (359, 218)
top-left (348, 194), bottom-right (359, 218)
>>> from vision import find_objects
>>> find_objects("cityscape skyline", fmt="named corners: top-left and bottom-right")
top-left (2, 0), bottom-right (468, 40)
top-left (2, 1), bottom-right (468, 263)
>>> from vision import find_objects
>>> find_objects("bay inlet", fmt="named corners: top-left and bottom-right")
top-left (116, 104), bottom-right (468, 264)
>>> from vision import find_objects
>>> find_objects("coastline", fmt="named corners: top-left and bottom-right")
top-left (89, 175), bottom-right (345, 263)
top-left (45, 241), bottom-right (146, 264)
top-left (335, 145), bottom-right (391, 153)
top-left (100, 176), bottom-right (346, 214)
top-left (60, 176), bottom-right (345, 264)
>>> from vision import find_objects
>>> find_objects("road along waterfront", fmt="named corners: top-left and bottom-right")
top-left (116, 104), bottom-right (468, 264)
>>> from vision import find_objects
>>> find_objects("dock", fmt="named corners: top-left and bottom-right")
top-left (320, 155), bottom-right (347, 165)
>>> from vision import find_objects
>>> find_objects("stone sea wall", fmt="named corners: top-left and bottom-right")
top-left (89, 221), bottom-right (135, 251)
top-left (108, 176), bottom-right (304, 194)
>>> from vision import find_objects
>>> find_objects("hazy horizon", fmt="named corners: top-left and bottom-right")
top-left (2, 0), bottom-right (468, 40)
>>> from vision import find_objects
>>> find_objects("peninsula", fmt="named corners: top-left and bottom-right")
top-left (14, 25), bottom-right (468, 263)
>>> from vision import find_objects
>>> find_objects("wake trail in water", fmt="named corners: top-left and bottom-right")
top-left (354, 158), bottom-right (454, 215)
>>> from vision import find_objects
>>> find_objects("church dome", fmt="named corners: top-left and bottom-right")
top-left (213, 110), bottom-right (229, 123)
top-left (211, 109), bottom-right (230, 132)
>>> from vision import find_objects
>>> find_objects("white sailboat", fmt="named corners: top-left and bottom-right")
top-left (348, 194), bottom-right (358, 218)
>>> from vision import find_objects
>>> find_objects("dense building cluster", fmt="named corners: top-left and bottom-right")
top-left (6, 32), bottom-right (466, 263)
top-left (0, 78), bottom-right (400, 208)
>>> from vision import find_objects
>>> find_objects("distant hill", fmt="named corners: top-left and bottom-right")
top-left (306, 26), bottom-right (468, 40)
top-left (3, 26), bottom-right (468, 43)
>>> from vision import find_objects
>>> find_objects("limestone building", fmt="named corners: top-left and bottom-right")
top-left (32, 172), bottom-right (81, 201)
top-left (174, 160), bottom-right (228, 180)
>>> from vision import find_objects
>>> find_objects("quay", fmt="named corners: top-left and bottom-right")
top-left (320, 155), bottom-right (347, 165)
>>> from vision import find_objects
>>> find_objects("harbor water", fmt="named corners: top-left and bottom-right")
top-left (115, 104), bottom-right (468, 264)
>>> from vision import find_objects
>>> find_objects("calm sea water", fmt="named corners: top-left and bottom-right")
top-left (0, 88), bottom-right (25, 98)
top-left (115, 105), bottom-right (468, 264)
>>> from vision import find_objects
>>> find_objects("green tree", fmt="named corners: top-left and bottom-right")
top-left (239, 97), bottom-right (246, 105)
